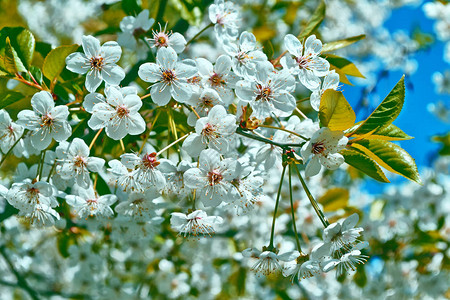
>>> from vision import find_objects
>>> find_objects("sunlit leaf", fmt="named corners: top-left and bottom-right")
top-left (4, 37), bottom-right (26, 73)
top-left (42, 44), bottom-right (79, 80)
top-left (351, 76), bottom-right (405, 135)
top-left (298, 0), bottom-right (325, 40)
top-left (341, 148), bottom-right (390, 183)
top-left (0, 90), bottom-right (24, 109)
top-left (326, 54), bottom-right (365, 78)
top-left (318, 187), bottom-right (349, 212)
top-left (351, 139), bottom-right (421, 184)
top-left (322, 34), bottom-right (365, 53)
top-left (351, 123), bottom-right (413, 141)
top-left (319, 90), bottom-right (355, 131)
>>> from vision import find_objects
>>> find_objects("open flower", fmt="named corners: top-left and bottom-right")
top-left (17, 91), bottom-right (71, 150)
top-left (283, 243), bottom-right (331, 281)
top-left (281, 34), bottom-right (330, 90)
top-left (209, 0), bottom-right (240, 41)
top-left (66, 187), bottom-right (117, 218)
top-left (182, 105), bottom-right (237, 157)
top-left (56, 138), bottom-right (105, 188)
top-left (322, 213), bottom-right (364, 255)
top-left (243, 248), bottom-right (300, 276)
top-left (118, 9), bottom-right (154, 52)
top-left (170, 210), bottom-right (223, 237)
top-left (235, 64), bottom-right (296, 119)
top-left (138, 47), bottom-right (197, 105)
top-left (115, 189), bottom-right (162, 221)
top-left (86, 85), bottom-right (146, 140)
top-left (301, 127), bottom-right (348, 177)
top-left (147, 23), bottom-right (186, 53)
top-left (185, 88), bottom-right (223, 126)
top-left (310, 71), bottom-right (340, 111)
top-left (0, 109), bottom-right (24, 154)
top-left (66, 35), bottom-right (125, 92)
top-left (183, 149), bottom-right (236, 207)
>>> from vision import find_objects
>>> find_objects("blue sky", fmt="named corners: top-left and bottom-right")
top-left (345, 3), bottom-right (449, 190)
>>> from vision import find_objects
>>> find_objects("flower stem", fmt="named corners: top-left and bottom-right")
top-left (38, 150), bottom-right (46, 180)
top-left (0, 132), bottom-right (25, 167)
top-left (236, 127), bottom-right (304, 149)
top-left (156, 132), bottom-right (191, 156)
top-left (293, 163), bottom-right (329, 227)
top-left (268, 164), bottom-right (287, 250)
top-left (139, 110), bottom-right (161, 154)
top-left (186, 23), bottom-right (214, 46)
top-left (289, 165), bottom-right (303, 253)
top-left (258, 124), bottom-right (309, 141)
top-left (89, 128), bottom-right (103, 151)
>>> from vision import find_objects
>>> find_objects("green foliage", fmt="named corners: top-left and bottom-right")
top-left (319, 90), bottom-right (355, 131)
top-left (350, 76), bottom-right (405, 136)
top-left (351, 139), bottom-right (421, 184)
top-left (0, 90), bottom-right (24, 110)
top-left (318, 187), bottom-right (350, 212)
top-left (341, 148), bottom-right (390, 183)
top-left (42, 44), bottom-right (79, 81)
top-left (322, 34), bottom-right (366, 53)
top-left (298, 0), bottom-right (325, 39)
top-left (432, 133), bottom-right (450, 156)
top-left (122, 0), bottom-right (142, 15)
top-left (0, 27), bottom-right (35, 74)
top-left (326, 54), bottom-right (365, 85)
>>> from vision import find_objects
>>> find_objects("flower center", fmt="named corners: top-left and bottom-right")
top-left (142, 152), bottom-right (160, 169)
top-left (73, 156), bottom-right (87, 168)
top-left (201, 123), bottom-right (217, 137)
top-left (295, 56), bottom-right (311, 69)
top-left (188, 76), bottom-right (201, 85)
top-left (255, 84), bottom-right (272, 101)
top-left (116, 105), bottom-right (129, 118)
top-left (209, 73), bottom-right (225, 87)
top-left (201, 96), bottom-right (215, 109)
top-left (207, 170), bottom-right (223, 186)
top-left (162, 69), bottom-right (176, 84)
top-left (312, 141), bottom-right (326, 154)
top-left (90, 56), bottom-right (104, 71)
top-left (41, 114), bottom-right (54, 127)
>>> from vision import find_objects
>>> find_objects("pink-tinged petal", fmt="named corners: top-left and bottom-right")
top-left (65, 52), bottom-right (89, 74)
top-left (82, 35), bottom-right (101, 57)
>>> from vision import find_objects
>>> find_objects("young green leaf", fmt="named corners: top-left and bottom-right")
top-left (351, 76), bottom-right (405, 135)
top-left (341, 148), bottom-right (390, 183)
top-left (351, 139), bottom-right (421, 184)
top-left (4, 37), bottom-right (27, 73)
top-left (298, 0), bottom-right (325, 39)
top-left (322, 34), bottom-right (366, 53)
top-left (326, 54), bottom-right (365, 78)
top-left (351, 123), bottom-right (413, 141)
top-left (0, 27), bottom-right (35, 70)
top-left (0, 90), bottom-right (24, 109)
top-left (319, 90), bottom-right (356, 131)
top-left (42, 44), bottom-right (79, 80)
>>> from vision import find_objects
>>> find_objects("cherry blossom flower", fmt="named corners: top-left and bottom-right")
top-left (0, 109), bottom-right (24, 154)
top-left (208, 0), bottom-right (240, 41)
top-left (66, 35), bottom-right (125, 92)
top-left (281, 34), bottom-right (330, 90)
top-left (322, 213), bottom-right (364, 255)
top-left (182, 105), bottom-right (237, 157)
top-left (115, 189), bottom-right (163, 221)
top-left (170, 210), bottom-right (223, 237)
top-left (301, 127), bottom-right (348, 177)
top-left (185, 88), bottom-right (223, 126)
top-left (310, 71), bottom-right (340, 111)
top-left (86, 85), bottom-right (146, 140)
top-left (283, 243), bottom-right (331, 281)
top-left (222, 31), bottom-right (268, 78)
top-left (243, 248), bottom-right (300, 276)
top-left (55, 138), bottom-right (105, 188)
top-left (17, 91), bottom-right (72, 150)
top-left (183, 149), bottom-right (236, 207)
top-left (195, 55), bottom-right (237, 105)
top-left (235, 64), bottom-right (296, 119)
top-left (118, 9), bottom-right (154, 52)
top-left (66, 187), bottom-right (117, 218)
top-left (138, 47), bottom-right (196, 105)
top-left (147, 23), bottom-right (186, 53)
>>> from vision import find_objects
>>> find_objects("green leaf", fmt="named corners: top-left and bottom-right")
top-left (318, 187), bottom-right (349, 212)
top-left (4, 37), bottom-right (26, 73)
top-left (42, 44), bottom-right (79, 80)
top-left (319, 90), bottom-right (355, 131)
top-left (322, 34), bottom-right (366, 53)
top-left (341, 148), bottom-right (390, 183)
top-left (351, 123), bottom-right (413, 141)
top-left (0, 90), bottom-right (24, 109)
top-left (351, 76), bottom-right (405, 135)
top-left (298, 0), bottom-right (325, 40)
top-left (25, 66), bottom-right (43, 85)
top-left (326, 54), bottom-right (365, 78)
top-left (351, 139), bottom-right (421, 184)
top-left (432, 133), bottom-right (450, 156)
top-left (0, 27), bottom-right (35, 70)
top-left (121, 0), bottom-right (142, 15)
